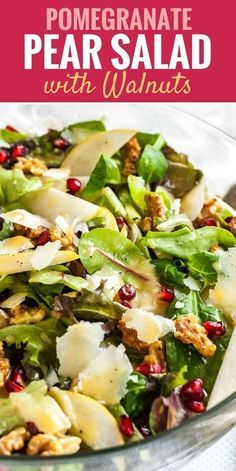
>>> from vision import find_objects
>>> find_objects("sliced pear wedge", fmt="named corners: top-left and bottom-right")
top-left (207, 327), bottom-right (236, 409)
top-left (61, 129), bottom-right (136, 176)
top-left (0, 249), bottom-right (78, 275)
top-left (24, 188), bottom-right (117, 231)
top-left (50, 388), bottom-right (124, 450)
top-left (181, 177), bottom-right (206, 221)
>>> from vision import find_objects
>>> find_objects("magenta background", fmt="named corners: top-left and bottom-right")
top-left (0, 0), bottom-right (235, 102)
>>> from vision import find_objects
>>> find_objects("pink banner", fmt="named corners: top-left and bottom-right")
top-left (0, 0), bottom-right (235, 101)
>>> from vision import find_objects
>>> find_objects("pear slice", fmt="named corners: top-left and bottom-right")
top-left (207, 327), bottom-right (236, 409)
top-left (50, 388), bottom-right (124, 450)
top-left (24, 187), bottom-right (117, 231)
top-left (0, 249), bottom-right (78, 275)
top-left (61, 129), bottom-right (136, 176)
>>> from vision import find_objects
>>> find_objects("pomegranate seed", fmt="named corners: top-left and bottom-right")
top-left (116, 216), bottom-right (126, 231)
top-left (118, 284), bottom-right (136, 302)
top-left (37, 230), bottom-right (51, 246)
top-left (121, 300), bottom-right (132, 309)
top-left (203, 321), bottom-right (225, 338)
top-left (119, 415), bottom-right (134, 438)
top-left (184, 400), bottom-right (205, 414)
top-left (180, 379), bottom-right (204, 401)
top-left (11, 367), bottom-right (25, 386)
top-left (11, 144), bottom-right (29, 159)
top-left (135, 363), bottom-right (163, 376)
top-left (158, 288), bottom-right (174, 303)
top-left (54, 138), bottom-right (70, 150)
top-left (0, 148), bottom-right (10, 164)
top-left (5, 379), bottom-right (24, 393)
top-left (66, 177), bottom-right (81, 194)
top-left (6, 125), bottom-right (18, 132)
top-left (203, 218), bottom-right (217, 227)
top-left (27, 422), bottom-right (39, 435)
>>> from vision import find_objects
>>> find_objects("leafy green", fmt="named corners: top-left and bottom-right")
top-left (136, 132), bottom-right (166, 150)
top-left (121, 372), bottom-right (147, 418)
top-left (164, 162), bottom-right (202, 198)
top-left (70, 290), bottom-right (125, 322)
top-left (79, 228), bottom-right (157, 287)
top-left (137, 145), bottom-right (168, 184)
top-left (144, 227), bottom-right (236, 259)
top-left (0, 129), bottom-right (28, 144)
top-left (157, 214), bottom-right (193, 232)
top-left (0, 398), bottom-right (23, 435)
top-left (33, 130), bottom-right (68, 168)
top-left (0, 319), bottom-right (65, 370)
top-left (95, 187), bottom-right (126, 218)
top-left (0, 168), bottom-right (42, 205)
top-left (187, 252), bottom-right (218, 286)
top-left (165, 290), bottom-right (233, 393)
top-left (83, 155), bottom-right (122, 202)
top-left (29, 270), bottom-right (88, 292)
top-left (164, 366), bottom-right (188, 395)
top-left (154, 259), bottom-right (186, 287)
top-left (63, 120), bottom-right (105, 144)
top-left (0, 220), bottom-right (14, 241)
top-left (128, 175), bottom-right (149, 213)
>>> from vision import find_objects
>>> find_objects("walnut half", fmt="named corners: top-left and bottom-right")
top-left (27, 433), bottom-right (81, 456)
top-left (0, 341), bottom-right (10, 388)
top-left (174, 314), bottom-right (216, 358)
top-left (0, 428), bottom-right (30, 455)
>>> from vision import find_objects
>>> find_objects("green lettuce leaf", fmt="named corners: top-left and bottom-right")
top-left (0, 168), bottom-right (42, 205)
top-left (0, 318), bottom-right (65, 370)
top-left (154, 259), bottom-right (186, 287)
top-left (79, 228), bottom-right (157, 287)
top-left (137, 145), bottom-right (168, 184)
top-left (0, 220), bottom-right (14, 241)
top-left (63, 120), bottom-right (105, 144)
top-left (29, 270), bottom-right (88, 292)
top-left (83, 155), bottom-right (122, 202)
top-left (128, 175), bottom-right (148, 213)
top-left (187, 252), bottom-right (218, 286)
top-left (0, 129), bottom-right (28, 144)
top-left (0, 398), bottom-right (23, 435)
top-left (163, 162), bottom-right (202, 198)
top-left (136, 132), bottom-right (166, 150)
top-left (143, 227), bottom-right (236, 259)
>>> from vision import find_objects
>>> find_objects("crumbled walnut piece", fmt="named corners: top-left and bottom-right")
top-left (0, 428), bottom-right (30, 455)
top-left (145, 194), bottom-right (166, 219)
top-left (8, 305), bottom-right (47, 325)
top-left (122, 137), bottom-right (141, 177)
top-left (27, 433), bottom-right (81, 456)
top-left (194, 198), bottom-right (217, 228)
top-left (118, 319), bottom-right (148, 353)
top-left (50, 226), bottom-right (74, 249)
top-left (0, 341), bottom-right (10, 387)
top-left (144, 340), bottom-right (166, 372)
top-left (174, 314), bottom-right (216, 358)
top-left (140, 216), bottom-right (153, 233)
top-left (228, 217), bottom-right (236, 235)
top-left (13, 157), bottom-right (47, 176)
top-left (14, 224), bottom-right (47, 240)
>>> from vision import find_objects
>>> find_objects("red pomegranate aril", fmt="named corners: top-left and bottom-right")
top-left (116, 216), bottom-right (126, 232)
top-left (203, 321), bottom-right (225, 338)
top-left (180, 379), bottom-right (204, 401)
top-left (136, 363), bottom-right (163, 376)
top-left (11, 367), bottom-right (25, 386)
top-left (11, 144), bottom-right (29, 159)
top-left (27, 422), bottom-right (39, 435)
top-left (185, 400), bottom-right (205, 414)
top-left (118, 284), bottom-right (136, 302)
top-left (66, 177), bottom-right (81, 194)
top-left (0, 149), bottom-right (9, 164)
top-left (121, 300), bottom-right (132, 309)
top-left (54, 138), bottom-right (70, 150)
top-left (158, 288), bottom-right (174, 303)
top-left (37, 230), bottom-right (51, 246)
top-left (119, 415), bottom-right (134, 438)
top-left (203, 218), bottom-right (217, 227)
top-left (5, 379), bottom-right (24, 393)
top-left (6, 125), bottom-right (18, 132)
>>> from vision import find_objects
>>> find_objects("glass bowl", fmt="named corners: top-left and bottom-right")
top-left (0, 103), bottom-right (236, 471)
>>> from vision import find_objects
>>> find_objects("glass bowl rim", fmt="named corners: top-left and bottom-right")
top-left (1, 103), bottom-right (236, 463)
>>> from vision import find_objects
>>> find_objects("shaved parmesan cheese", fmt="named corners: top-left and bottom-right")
top-left (0, 236), bottom-right (33, 255)
top-left (85, 266), bottom-right (123, 297)
top-left (43, 168), bottom-right (70, 179)
top-left (57, 322), bottom-right (105, 378)
top-left (209, 248), bottom-right (236, 320)
top-left (78, 344), bottom-right (132, 405)
top-left (122, 308), bottom-right (174, 344)
top-left (31, 240), bottom-right (61, 270)
top-left (1, 292), bottom-right (27, 309)
top-left (1, 209), bottom-right (52, 230)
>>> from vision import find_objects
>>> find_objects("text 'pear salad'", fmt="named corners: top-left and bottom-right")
top-left (0, 121), bottom-right (235, 457)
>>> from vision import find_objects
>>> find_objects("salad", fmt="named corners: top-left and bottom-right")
top-left (0, 120), bottom-right (235, 457)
